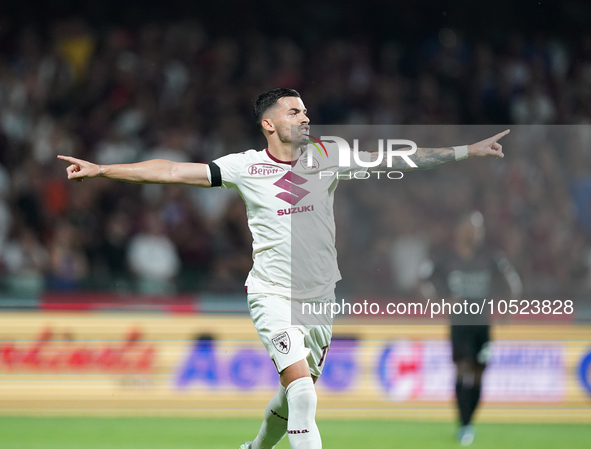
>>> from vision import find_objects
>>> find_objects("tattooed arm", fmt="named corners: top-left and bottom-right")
top-left (375, 130), bottom-right (510, 171)
top-left (383, 146), bottom-right (456, 171)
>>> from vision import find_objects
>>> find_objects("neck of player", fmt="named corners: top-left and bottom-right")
top-left (267, 141), bottom-right (304, 163)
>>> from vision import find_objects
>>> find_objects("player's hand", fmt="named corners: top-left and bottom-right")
top-left (57, 155), bottom-right (100, 182)
top-left (468, 129), bottom-right (509, 158)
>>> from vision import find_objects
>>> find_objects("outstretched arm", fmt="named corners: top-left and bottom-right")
top-left (57, 156), bottom-right (211, 187)
top-left (380, 129), bottom-right (509, 171)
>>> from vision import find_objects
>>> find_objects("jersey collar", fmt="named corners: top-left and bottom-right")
top-left (265, 148), bottom-right (300, 167)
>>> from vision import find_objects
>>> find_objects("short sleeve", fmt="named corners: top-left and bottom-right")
top-left (212, 153), bottom-right (247, 189)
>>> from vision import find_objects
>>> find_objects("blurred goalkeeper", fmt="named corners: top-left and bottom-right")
top-left (59, 88), bottom-right (509, 449)
top-left (419, 211), bottom-right (522, 446)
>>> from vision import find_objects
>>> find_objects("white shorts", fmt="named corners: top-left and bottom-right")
top-left (248, 292), bottom-right (334, 377)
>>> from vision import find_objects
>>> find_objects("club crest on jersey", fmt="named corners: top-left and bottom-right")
top-left (300, 157), bottom-right (319, 170)
top-left (272, 332), bottom-right (291, 354)
top-left (248, 163), bottom-right (285, 176)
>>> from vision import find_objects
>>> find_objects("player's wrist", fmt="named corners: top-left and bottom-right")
top-left (453, 145), bottom-right (469, 160)
top-left (96, 165), bottom-right (105, 178)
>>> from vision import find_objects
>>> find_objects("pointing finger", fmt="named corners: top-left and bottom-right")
top-left (491, 129), bottom-right (510, 142)
top-left (57, 155), bottom-right (80, 165)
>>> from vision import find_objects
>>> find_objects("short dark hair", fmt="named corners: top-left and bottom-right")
top-left (253, 88), bottom-right (300, 130)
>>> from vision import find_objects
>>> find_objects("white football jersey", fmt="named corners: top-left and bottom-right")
top-left (212, 143), bottom-right (370, 299)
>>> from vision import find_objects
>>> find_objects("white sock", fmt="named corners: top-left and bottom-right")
top-left (285, 377), bottom-right (321, 449)
top-left (251, 386), bottom-right (288, 449)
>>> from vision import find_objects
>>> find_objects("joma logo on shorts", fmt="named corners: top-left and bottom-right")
top-left (277, 205), bottom-right (314, 216)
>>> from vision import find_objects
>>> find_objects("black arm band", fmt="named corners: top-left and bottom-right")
top-left (208, 162), bottom-right (222, 187)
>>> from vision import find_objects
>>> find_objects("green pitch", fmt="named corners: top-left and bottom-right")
top-left (0, 417), bottom-right (587, 449)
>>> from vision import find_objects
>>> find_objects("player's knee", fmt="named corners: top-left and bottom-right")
top-left (473, 365), bottom-right (485, 385)
top-left (285, 377), bottom-right (317, 413)
top-left (280, 358), bottom-right (312, 388)
top-left (457, 360), bottom-right (482, 386)
top-left (456, 360), bottom-right (472, 378)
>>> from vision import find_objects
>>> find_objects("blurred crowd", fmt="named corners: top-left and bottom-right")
top-left (0, 18), bottom-right (590, 299)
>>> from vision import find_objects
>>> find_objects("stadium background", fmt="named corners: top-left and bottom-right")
top-left (0, 0), bottom-right (590, 447)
